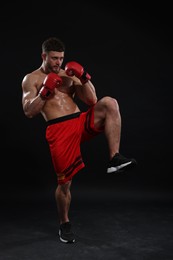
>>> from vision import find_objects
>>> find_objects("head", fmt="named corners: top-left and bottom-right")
top-left (41, 37), bottom-right (65, 74)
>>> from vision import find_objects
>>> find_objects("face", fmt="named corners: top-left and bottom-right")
top-left (42, 51), bottom-right (64, 74)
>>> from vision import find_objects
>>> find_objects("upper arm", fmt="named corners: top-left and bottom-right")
top-left (21, 74), bottom-right (39, 107)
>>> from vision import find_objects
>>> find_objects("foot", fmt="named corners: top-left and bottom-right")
top-left (59, 222), bottom-right (75, 243)
top-left (107, 153), bottom-right (137, 173)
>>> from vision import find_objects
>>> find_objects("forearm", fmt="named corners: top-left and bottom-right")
top-left (23, 95), bottom-right (46, 118)
top-left (65, 61), bottom-right (97, 105)
top-left (80, 80), bottom-right (97, 105)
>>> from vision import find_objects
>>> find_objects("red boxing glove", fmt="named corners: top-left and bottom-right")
top-left (39, 72), bottom-right (62, 99)
top-left (65, 61), bottom-right (91, 84)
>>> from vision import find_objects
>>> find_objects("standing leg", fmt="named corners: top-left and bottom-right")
top-left (55, 180), bottom-right (75, 243)
top-left (55, 181), bottom-right (71, 224)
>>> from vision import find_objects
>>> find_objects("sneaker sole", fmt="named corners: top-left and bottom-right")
top-left (59, 230), bottom-right (75, 243)
top-left (59, 237), bottom-right (75, 243)
top-left (107, 161), bottom-right (135, 173)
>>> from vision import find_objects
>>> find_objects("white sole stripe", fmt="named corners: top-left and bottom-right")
top-left (107, 161), bottom-right (132, 173)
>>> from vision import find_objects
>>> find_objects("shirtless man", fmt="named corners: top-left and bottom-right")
top-left (21, 37), bottom-right (137, 243)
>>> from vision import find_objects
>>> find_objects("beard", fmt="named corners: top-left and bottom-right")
top-left (51, 66), bottom-right (61, 74)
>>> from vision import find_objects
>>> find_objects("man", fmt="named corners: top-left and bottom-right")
top-left (21, 37), bottom-right (137, 244)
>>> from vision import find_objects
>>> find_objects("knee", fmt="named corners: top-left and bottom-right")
top-left (56, 180), bottom-right (71, 196)
top-left (101, 96), bottom-right (119, 112)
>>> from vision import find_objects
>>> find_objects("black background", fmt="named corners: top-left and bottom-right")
top-left (1, 2), bottom-right (173, 196)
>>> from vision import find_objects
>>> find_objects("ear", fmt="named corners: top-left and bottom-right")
top-left (41, 52), bottom-right (46, 60)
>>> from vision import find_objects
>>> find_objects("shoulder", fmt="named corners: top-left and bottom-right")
top-left (22, 68), bottom-right (45, 87)
top-left (23, 68), bottom-right (42, 80)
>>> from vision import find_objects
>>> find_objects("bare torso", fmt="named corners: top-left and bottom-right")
top-left (24, 68), bottom-right (82, 121)
top-left (40, 69), bottom-right (81, 121)
top-left (42, 88), bottom-right (80, 121)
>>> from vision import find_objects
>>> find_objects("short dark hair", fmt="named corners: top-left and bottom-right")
top-left (42, 37), bottom-right (65, 53)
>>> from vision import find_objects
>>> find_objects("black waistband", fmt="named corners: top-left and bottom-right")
top-left (46, 112), bottom-right (81, 126)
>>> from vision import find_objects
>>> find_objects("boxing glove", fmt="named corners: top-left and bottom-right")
top-left (65, 61), bottom-right (91, 84)
top-left (39, 72), bottom-right (62, 99)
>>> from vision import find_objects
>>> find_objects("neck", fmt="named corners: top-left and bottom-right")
top-left (40, 66), bottom-right (48, 74)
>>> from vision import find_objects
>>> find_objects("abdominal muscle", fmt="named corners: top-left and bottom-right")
top-left (41, 87), bottom-right (80, 121)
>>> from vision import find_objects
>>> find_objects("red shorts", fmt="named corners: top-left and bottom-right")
top-left (46, 106), bottom-right (104, 185)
